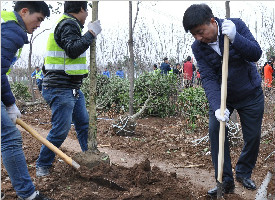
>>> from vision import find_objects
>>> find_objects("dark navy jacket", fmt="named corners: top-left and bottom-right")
top-left (160, 62), bottom-right (171, 75)
top-left (192, 18), bottom-right (262, 111)
top-left (1, 11), bottom-right (28, 106)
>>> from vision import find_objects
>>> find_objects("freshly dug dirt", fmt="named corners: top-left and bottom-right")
top-left (1, 93), bottom-right (274, 199)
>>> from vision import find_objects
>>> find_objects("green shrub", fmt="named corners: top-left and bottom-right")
top-left (134, 72), bottom-right (178, 117)
top-left (178, 86), bottom-right (209, 129)
top-left (10, 82), bottom-right (31, 101)
top-left (81, 72), bottom-right (178, 117)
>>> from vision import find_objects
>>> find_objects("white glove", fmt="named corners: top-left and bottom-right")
top-left (222, 19), bottom-right (236, 43)
top-left (88, 20), bottom-right (102, 36)
top-left (6, 104), bottom-right (21, 124)
top-left (215, 108), bottom-right (230, 122)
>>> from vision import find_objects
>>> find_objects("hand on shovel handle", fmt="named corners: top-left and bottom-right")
top-left (16, 119), bottom-right (80, 169)
top-left (217, 35), bottom-right (230, 199)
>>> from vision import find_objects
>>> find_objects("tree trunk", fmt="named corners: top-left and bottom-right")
top-left (88, 1), bottom-right (99, 152)
top-left (225, 1), bottom-right (230, 19)
top-left (128, 1), bottom-right (135, 116)
top-left (28, 34), bottom-right (35, 102)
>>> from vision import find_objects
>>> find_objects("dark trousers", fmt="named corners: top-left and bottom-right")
top-left (37, 79), bottom-right (42, 92)
top-left (209, 88), bottom-right (264, 183)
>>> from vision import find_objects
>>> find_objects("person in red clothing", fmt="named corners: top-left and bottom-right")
top-left (196, 68), bottom-right (202, 85)
top-left (264, 60), bottom-right (274, 89)
top-left (183, 56), bottom-right (195, 88)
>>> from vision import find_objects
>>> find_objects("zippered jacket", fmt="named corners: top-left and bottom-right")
top-left (192, 17), bottom-right (262, 111)
top-left (42, 13), bottom-right (95, 89)
top-left (1, 11), bottom-right (28, 106)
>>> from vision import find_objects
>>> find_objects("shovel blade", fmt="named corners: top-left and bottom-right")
top-left (217, 181), bottom-right (223, 199)
top-left (91, 177), bottom-right (127, 191)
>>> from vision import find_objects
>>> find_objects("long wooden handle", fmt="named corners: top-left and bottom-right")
top-left (16, 118), bottom-right (80, 169)
top-left (217, 35), bottom-right (230, 183)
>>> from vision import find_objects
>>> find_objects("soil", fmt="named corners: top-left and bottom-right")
top-left (1, 90), bottom-right (275, 200)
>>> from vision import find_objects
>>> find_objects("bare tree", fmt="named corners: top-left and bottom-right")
top-left (128, 1), bottom-right (135, 115)
top-left (88, 1), bottom-right (99, 152)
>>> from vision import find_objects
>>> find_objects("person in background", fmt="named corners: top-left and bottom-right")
top-left (153, 64), bottom-right (160, 74)
top-left (160, 57), bottom-right (171, 75)
top-left (102, 67), bottom-right (110, 78)
top-left (116, 66), bottom-right (124, 78)
top-left (31, 66), bottom-right (44, 92)
top-left (36, 1), bottom-right (102, 177)
top-left (1, 2), bottom-right (51, 200)
top-left (264, 60), bottom-right (274, 89)
top-left (196, 68), bottom-right (202, 86)
top-left (183, 3), bottom-right (264, 197)
top-left (183, 56), bottom-right (196, 88)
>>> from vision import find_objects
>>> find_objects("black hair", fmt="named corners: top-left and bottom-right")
top-left (187, 56), bottom-right (191, 61)
top-left (163, 57), bottom-right (168, 61)
top-left (14, 1), bottom-right (50, 17)
top-left (153, 64), bottom-right (157, 68)
top-left (182, 4), bottom-right (214, 33)
top-left (64, 1), bottom-right (87, 14)
top-left (176, 63), bottom-right (180, 66)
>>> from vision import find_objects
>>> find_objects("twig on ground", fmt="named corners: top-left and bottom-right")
top-left (176, 164), bottom-right (205, 168)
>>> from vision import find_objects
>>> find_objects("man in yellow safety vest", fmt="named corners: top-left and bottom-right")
top-left (36, 1), bottom-right (102, 178)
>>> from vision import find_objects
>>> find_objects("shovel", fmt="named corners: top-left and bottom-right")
top-left (16, 118), bottom-right (80, 169)
top-left (16, 119), bottom-right (127, 191)
top-left (217, 35), bottom-right (230, 199)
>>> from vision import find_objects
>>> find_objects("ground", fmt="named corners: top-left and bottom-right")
top-left (1, 89), bottom-right (275, 200)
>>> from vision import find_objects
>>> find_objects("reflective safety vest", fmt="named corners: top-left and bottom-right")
top-left (1, 11), bottom-right (23, 75)
top-left (35, 70), bottom-right (43, 79)
top-left (168, 69), bottom-right (174, 75)
top-left (45, 14), bottom-right (88, 75)
top-left (153, 68), bottom-right (161, 75)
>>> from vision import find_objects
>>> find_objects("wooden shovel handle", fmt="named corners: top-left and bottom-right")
top-left (16, 118), bottom-right (80, 169)
top-left (217, 35), bottom-right (230, 183)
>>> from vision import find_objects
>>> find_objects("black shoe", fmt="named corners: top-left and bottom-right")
top-left (207, 181), bottom-right (235, 197)
top-left (236, 176), bottom-right (256, 190)
top-left (1, 192), bottom-right (5, 200)
top-left (33, 192), bottom-right (52, 200)
top-left (18, 192), bottom-right (51, 200)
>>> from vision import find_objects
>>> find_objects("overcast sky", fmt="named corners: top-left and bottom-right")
top-left (1, 1), bottom-right (275, 67)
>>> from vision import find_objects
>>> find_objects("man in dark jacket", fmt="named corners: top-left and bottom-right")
top-left (160, 57), bottom-right (171, 75)
top-left (1, 2), bottom-right (51, 200)
top-left (183, 4), bottom-right (264, 197)
top-left (36, 1), bottom-right (101, 177)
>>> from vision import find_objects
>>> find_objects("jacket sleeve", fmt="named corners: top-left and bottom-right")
top-left (31, 70), bottom-right (36, 77)
top-left (231, 18), bottom-right (262, 62)
top-left (192, 43), bottom-right (221, 111)
top-left (54, 19), bottom-right (95, 59)
top-left (1, 22), bottom-right (27, 106)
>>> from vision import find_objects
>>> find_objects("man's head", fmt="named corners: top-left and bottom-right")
top-left (104, 68), bottom-right (108, 71)
top-left (14, 1), bottom-right (50, 34)
top-left (176, 63), bottom-right (181, 69)
top-left (153, 64), bottom-right (157, 70)
top-left (187, 56), bottom-right (191, 62)
top-left (36, 66), bottom-right (40, 71)
top-left (182, 4), bottom-right (218, 43)
top-left (163, 57), bottom-right (168, 63)
top-left (64, 1), bottom-right (88, 25)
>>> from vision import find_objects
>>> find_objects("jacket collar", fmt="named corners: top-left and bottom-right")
top-left (64, 13), bottom-right (84, 29)
top-left (14, 11), bottom-right (27, 32)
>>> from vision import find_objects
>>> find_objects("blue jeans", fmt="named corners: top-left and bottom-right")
top-left (36, 87), bottom-right (89, 168)
top-left (209, 87), bottom-right (264, 183)
top-left (1, 102), bottom-right (36, 198)
top-left (36, 79), bottom-right (42, 92)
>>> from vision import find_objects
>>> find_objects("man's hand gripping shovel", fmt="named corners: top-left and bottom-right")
top-left (217, 35), bottom-right (230, 199)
